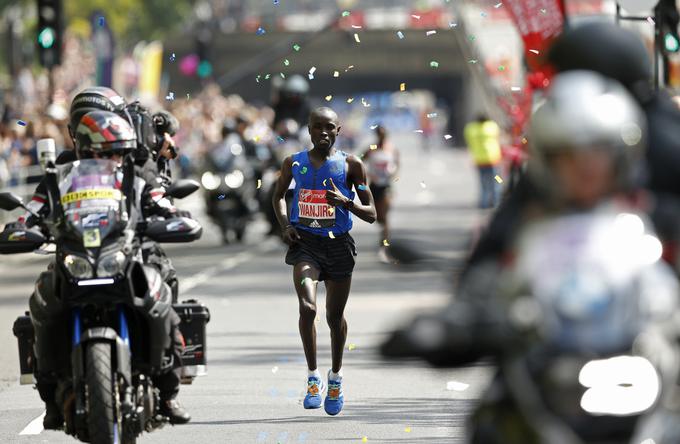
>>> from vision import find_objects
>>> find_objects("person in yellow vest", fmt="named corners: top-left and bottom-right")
top-left (464, 113), bottom-right (503, 208)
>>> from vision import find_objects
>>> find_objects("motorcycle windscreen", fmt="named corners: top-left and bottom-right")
top-left (58, 159), bottom-right (125, 248)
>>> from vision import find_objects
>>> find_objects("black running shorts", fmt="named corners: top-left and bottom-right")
top-left (285, 228), bottom-right (357, 281)
top-left (369, 184), bottom-right (390, 203)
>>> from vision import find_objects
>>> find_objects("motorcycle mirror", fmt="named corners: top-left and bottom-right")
top-left (165, 179), bottom-right (200, 199)
top-left (0, 227), bottom-right (46, 254)
top-left (0, 192), bottom-right (26, 211)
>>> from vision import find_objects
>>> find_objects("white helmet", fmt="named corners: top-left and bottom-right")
top-left (528, 70), bottom-right (646, 195)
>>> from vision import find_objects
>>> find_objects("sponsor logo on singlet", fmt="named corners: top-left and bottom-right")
top-left (298, 189), bottom-right (335, 228)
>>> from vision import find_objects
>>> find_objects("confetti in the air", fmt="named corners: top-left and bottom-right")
top-left (351, 25), bottom-right (362, 29)
top-left (444, 134), bottom-right (452, 140)
top-left (468, 60), bottom-right (478, 64)
top-left (358, 184), bottom-right (367, 191)
top-left (511, 86), bottom-right (521, 91)
top-left (540, 8), bottom-right (547, 13)
top-left (256, 27), bottom-right (266, 35)
top-left (345, 65), bottom-right (355, 71)
top-left (370, 124), bottom-right (379, 129)
top-left (329, 231), bottom-right (336, 239)
top-left (301, 166), bottom-right (308, 174)
top-left (529, 49), bottom-right (539, 55)
top-left (272, 366), bottom-right (279, 373)
top-left (393, 177), bottom-right (400, 182)
top-left (647, 16), bottom-right (655, 25)
top-left (481, 12), bottom-right (488, 17)
top-left (333, 71), bottom-right (340, 77)
top-left (169, 53), bottom-right (176, 62)
top-left (284, 59), bottom-right (290, 66)
top-left (420, 181), bottom-right (427, 188)
top-left (427, 113), bottom-right (437, 118)
top-left (347, 98), bottom-right (354, 103)
top-left (397, 31), bottom-right (405, 39)
top-left (369, 144), bottom-right (378, 150)
top-left (494, 2), bottom-right (503, 7)
top-left (325, 95), bottom-right (333, 101)
top-left (342, 10), bottom-right (350, 17)
top-left (400, 83), bottom-right (406, 91)
top-left (17, 120), bottom-right (27, 126)
top-left (446, 381), bottom-right (470, 391)
top-left (362, 437), bottom-right (368, 443)
top-left (265, 73), bottom-right (271, 79)
top-left (405, 427), bottom-right (412, 433)
top-left (412, 14), bottom-right (421, 19)
top-left (293, 44), bottom-right (301, 51)
top-left (257, 179), bottom-right (262, 189)
top-left (449, 22), bottom-right (458, 27)
top-left (430, 61), bottom-right (439, 68)
top-left (468, 35), bottom-right (476, 41)
top-left (348, 343), bottom-right (356, 351)
top-left (495, 175), bottom-right (503, 183)
top-left (280, 72), bottom-right (286, 78)
top-left (426, 30), bottom-right (437, 36)
top-left (354, 33), bottom-right (361, 43)
top-left (498, 65), bottom-right (505, 71)
top-left (414, 129), bottom-right (424, 133)
top-left (165, 92), bottom-right (175, 101)
top-left (277, 136), bottom-right (285, 143)
top-left (383, 239), bottom-right (390, 246)
top-left (361, 98), bottom-right (370, 107)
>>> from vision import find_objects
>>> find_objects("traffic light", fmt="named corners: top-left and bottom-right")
top-left (36, 0), bottom-right (62, 68)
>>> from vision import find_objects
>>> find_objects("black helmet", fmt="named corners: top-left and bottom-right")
top-left (548, 22), bottom-right (652, 92)
top-left (69, 86), bottom-right (127, 133)
top-left (75, 110), bottom-right (137, 160)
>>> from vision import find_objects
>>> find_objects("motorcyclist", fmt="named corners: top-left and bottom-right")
top-left (383, 71), bottom-right (680, 443)
top-left (15, 110), bottom-right (192, 429)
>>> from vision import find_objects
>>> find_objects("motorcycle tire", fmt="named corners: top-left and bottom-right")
top-left (86, 342), bottom-right (121, 444)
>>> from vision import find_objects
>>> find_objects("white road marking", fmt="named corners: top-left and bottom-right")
top-left (19, 411), bottom-right (44, 435)
top-left (179, 238), bottom-right (279, 294)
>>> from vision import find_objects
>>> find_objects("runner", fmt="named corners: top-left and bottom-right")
top-left (271, 107), bottom-right (376, 415)
top-left (363, 125), bottom-right (399, 263)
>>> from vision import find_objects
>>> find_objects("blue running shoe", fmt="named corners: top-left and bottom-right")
top-left (303, 376), bottom-right (325, 409)
top-left (324, 371), bottom-right (344, 416)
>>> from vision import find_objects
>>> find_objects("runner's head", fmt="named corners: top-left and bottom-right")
top-left (528, 70), bottom-right (646, 209)
top-left (374, 124), bottom-right (387, 142)
top-left (308, 107), bottom-right (340, 151)
top-left (75, 110), bottom-right (137, 162)
top-left (69, 86), bottom-right (127, 142)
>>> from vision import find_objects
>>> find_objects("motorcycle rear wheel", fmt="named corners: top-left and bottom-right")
top-left (86, 342), bottom-right (122, 444)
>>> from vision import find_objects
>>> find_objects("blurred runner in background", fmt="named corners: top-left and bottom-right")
top-left (463, 113), bottom-right (503, 209)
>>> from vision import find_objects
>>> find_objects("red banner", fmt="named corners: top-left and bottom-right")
top-left (503, 0), bottom-right (565, 73)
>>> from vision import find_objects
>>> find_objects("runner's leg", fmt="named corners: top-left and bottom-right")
top-left (325, 277), bottom-right (352, 373)
top-left (294, 262), bottom-right (321, 371)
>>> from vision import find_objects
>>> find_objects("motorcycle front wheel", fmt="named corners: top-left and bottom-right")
top-left (86, 342), bottom-right (123, 444)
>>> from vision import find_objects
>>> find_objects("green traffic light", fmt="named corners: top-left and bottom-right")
top-left (665, 32), bottom-right (680, 52)
top-left (38, 27), bottom-right (55, 48)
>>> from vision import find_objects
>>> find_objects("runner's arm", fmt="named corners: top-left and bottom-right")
top-left (347, 155), bottom-right (376, 224)
top-left (272, 155), bottom-right (295, 230)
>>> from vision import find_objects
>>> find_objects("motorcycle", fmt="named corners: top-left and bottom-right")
top-left (382, 209), bottom-right (680, 443)
top-left (201, 141), bottom-right (257, 244)
top-left (0, 158), bottom-right (207, 444)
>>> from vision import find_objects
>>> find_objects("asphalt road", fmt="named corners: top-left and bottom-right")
top-left (0, 139), bottom-right (494, 443)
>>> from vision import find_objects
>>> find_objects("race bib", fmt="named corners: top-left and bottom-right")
top-left (298, 189), bottom-right (335, 228)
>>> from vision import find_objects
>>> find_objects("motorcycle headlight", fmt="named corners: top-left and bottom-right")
top-left (64, 254), bottom-right (93, 279)
top-left (224, 170), bottom-right (245, 189)
top-left (201, 172), bottom-right (221, 190)
top-left (97, 251), bottom-right (126, 277)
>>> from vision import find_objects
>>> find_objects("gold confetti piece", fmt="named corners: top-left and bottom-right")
top-left (393, 176), bottom-right (400, 182)
top-left (400, 83), bottom-right (406, 91)
top-left (257, 179), bottom-right (262, 189)
top-left (494, 175), bottom-right (503, 184)
top-left (333, 71), bottom-right (340, 77)
top-left (253, 136), bottom-right (260, 142)
top-left (521, 137), bottom-right (528, 144)
top-left (329, 231), bottom-right (336, 239)
top-left (383, 239), bottom-right (390, 247)
top-left (354, 33), bottom-right (361, 43)
top-left (404, 427), bottom-right (411, 433)
top-left (347, 98), bottom-right (354, 103)
top-left (369, 144), bottom-right (377, 150)
top-left (325, 95), bottom-right (333, 101)
top-left (348, 343), bottom-right (356, 350)
top-left (362, 438), bottom-right (368, 443)
top-left (420, 181), bottom-right (427, 189)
